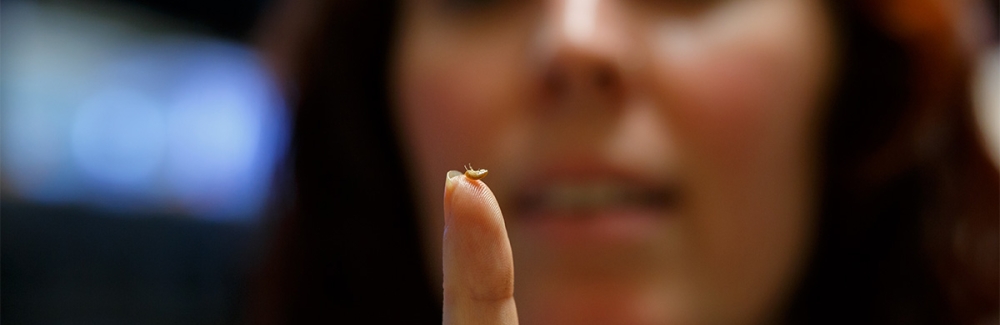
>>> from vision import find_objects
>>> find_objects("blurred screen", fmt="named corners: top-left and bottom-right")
top-left (1, 0), bottom-right (288, 221)
top-left (1, 1), bottom-right (284, 324)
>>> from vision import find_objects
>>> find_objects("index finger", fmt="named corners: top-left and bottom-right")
top-left (442, 170), bottom-right (519, 325)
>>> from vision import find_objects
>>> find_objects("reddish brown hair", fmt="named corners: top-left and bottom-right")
top-left (790, 0), bottom-right (998, 323)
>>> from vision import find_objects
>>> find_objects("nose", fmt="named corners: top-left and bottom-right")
top-left (538, 0), bottom-right (628, 105)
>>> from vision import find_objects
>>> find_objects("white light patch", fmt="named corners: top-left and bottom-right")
top-left (565, 0), bottom-right (600, 44)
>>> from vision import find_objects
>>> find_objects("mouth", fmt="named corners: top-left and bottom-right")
top-left (519, 181), bottom-right (676, 212)
top-left (513, 165), bottom-right (682, 247)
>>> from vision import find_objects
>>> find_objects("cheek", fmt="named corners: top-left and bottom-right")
top-left (397, 41), bottom-right (529, 170)
top-left (656, 33), bottom-right (810, 167)
top-left (397, 74), bottom-right (505, 193)
top-left (650, 1), bottom-right (831, 169)
top-left (663, 62), bottom-right (819, 323)
top-left (395, 44), bottom-right (529, 291)
top-left (666, 56), bottom-right (815, 324)
top-left (400, 71), bottom-right (485, 164)
top-left (646, 2), bottom-right (832, 322)
top-left (672, 55), bottom-right (776, 164)
top-left (395, 35), bottom-right (535, 239)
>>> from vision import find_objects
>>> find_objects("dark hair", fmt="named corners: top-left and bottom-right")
top-left (251, 0), bottom-right (998, 324)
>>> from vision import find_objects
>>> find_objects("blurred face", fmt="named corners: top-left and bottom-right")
top-left (393, 0), bottom-right (835, 324)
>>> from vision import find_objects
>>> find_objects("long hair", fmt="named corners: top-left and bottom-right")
top-left (251, 0), bottom-right (999, 324)
top-left (791, 1), bottom-right (998, 323)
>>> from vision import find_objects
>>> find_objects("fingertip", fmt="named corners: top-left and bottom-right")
top-left (442, 173), bottom-right (514, 301)
top-left (445, 170), bottom-right (463, 194)
top-left (441, 169), bottom-right (519, 324)
top-left (451, 178), bottom-right (502, 224)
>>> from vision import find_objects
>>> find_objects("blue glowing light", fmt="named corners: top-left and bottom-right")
top-left (1, 2), bottom-right (289, 221)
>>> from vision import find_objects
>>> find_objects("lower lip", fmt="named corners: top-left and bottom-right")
top-left (519, 208), bottom-right (665, 248)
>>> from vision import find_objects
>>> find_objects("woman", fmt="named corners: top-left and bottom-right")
top-left (252, 0), bottom-right (998, 324)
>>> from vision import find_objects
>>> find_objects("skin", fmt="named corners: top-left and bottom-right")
top-left (443, 172), bottom-right (517, 324)
top-left (393, 0), bottom-right (836, 324)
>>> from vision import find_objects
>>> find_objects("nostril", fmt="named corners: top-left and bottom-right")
top-left (541, 59), bottom-right (622, 104)
top-left (544, 65), bottom-right (618, 96)
top-left (594, 65), bottom-right (616, 90)
top-left (544, 67), bottom-right (568, 98)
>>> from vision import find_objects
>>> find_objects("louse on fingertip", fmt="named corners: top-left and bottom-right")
top-left (464, 163), bottom-right (488, 180)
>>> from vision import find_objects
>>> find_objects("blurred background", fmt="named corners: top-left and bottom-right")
top-left (1, 0), bottom-right (286, 323)
top-left (0, 0), bottom-right (997, 324)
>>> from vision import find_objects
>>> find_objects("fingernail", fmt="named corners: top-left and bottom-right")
top-left (445, 170), bottom-right (463, 192)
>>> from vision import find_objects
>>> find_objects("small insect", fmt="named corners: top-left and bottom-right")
top-left (463, 163), bottom-right (488, 180)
